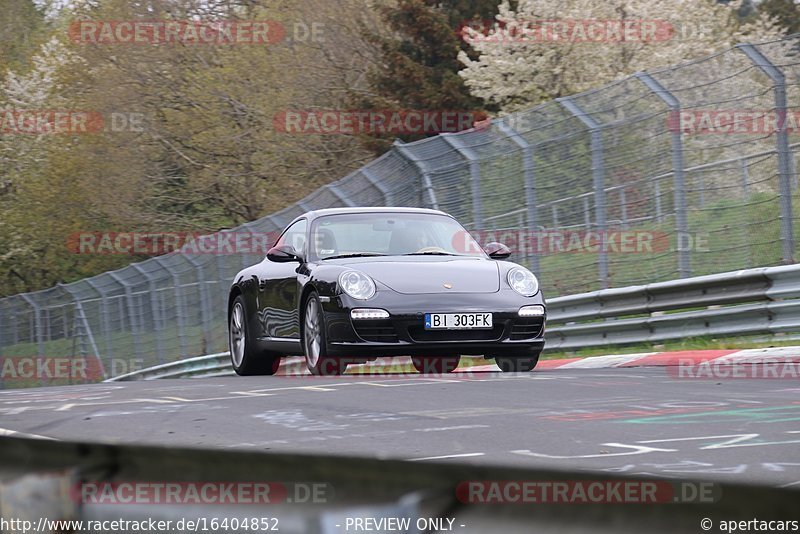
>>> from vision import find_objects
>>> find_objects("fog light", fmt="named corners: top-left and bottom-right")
top-left (518, 305), bottom-right (545, 317)
top-left (351, 308), bottom-right (390, 320)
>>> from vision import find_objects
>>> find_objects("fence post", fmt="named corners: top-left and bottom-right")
top-left (185, 256), bottom-right (213, 356)
top-left (737, 43), bottom-right (795, 264)
top-left (635, 71), bottom-right (691, 278)
top-left (441, 134), bottom-right (484, 230)
top-left (361, 168), bottom-right (395, 206)
top-left (107, 272), bottom-right (143, 363)
top-left (153, 257), bottom-right (188, 359)
top-left (84, 278), bottom-right (114, 371)
top-left (130, 264), bottom-right (165, 364)
top-left (19, 294), bottom-right (46, 385)
top-left (59, 284), bottom-right (106, 379)
top-left (393, 141), bottom-right (440, 210)
top-left (496, 121), bottom-right (540, 275)
top-left (558, 97), bottom-right (609, 288)
top-left (325, 182), bottom-right (357, 207)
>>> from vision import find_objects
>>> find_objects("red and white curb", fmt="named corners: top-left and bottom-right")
top-left (461, 346), bottom-right (800, 373)
top-left (268, 347), bottom-right (800, 376)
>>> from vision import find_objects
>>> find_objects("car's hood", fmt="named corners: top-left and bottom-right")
top-left (336, 257), bottom-right (500, 294)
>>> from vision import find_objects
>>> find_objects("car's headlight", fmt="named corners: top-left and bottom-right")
top-left (507, 267), bottom-right (539, 297)
top-left (339, 270), bottom-right (376, 300)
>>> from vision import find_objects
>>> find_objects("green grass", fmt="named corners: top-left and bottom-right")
top-left (535, 191), bottom-right (792, 297)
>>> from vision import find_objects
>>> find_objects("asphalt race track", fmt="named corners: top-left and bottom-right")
top-left (1, 366), bottom-right (799, 488)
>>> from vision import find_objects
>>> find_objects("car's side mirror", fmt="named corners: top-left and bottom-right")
top-left (267, 244), bottom-right (302, 263)
top-left (484, 242), bottom-right (511, 259)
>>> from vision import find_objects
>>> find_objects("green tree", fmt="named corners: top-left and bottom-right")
top-left (0, 0), bottom-right (47, 74)
top-left (356, 0), bottom-right (500, 154)
top-left (758, 0), bottom-right (800, 34)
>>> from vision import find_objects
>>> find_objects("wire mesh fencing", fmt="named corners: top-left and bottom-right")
top-left (1, 35), bottom-right (799, 383)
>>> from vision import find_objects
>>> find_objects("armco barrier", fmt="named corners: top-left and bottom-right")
top-left (546, 264), bottom-right (800, 350)
top-left (0, 436), bottom-right (798, 534)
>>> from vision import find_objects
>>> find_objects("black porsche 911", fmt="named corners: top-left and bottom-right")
top-left (227, 207), bottom-right (546, 376)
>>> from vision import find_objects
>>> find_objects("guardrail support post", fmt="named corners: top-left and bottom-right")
top-left (441, 134), bottom-right (484, 230)
top-left (84, 278), bottom-right (114, 369)
top-left (130, 264), bottom-right (165, 365)
top-left (154, 258), bottom-right (188, 360)
top-left (107, 272), bottom-right (144, 365)
top-left (737, 43), bottom-right (795, 264)
top-left (361, 168), bottom-right (394, 206)
top-left (185, 256), bottom-right (213, 356)
top-left (497, 121), bottom-right (540, 275)
top-left (20, 294), bottom-right (46, 385)
top-left (393, 141), bottom-right (440, 210)
top-left (60, 284), bottom-right (107, 379)
top-left (635, 71), bottom-right (691, 278)
top-left (558, 97), bottom-right (609, 288)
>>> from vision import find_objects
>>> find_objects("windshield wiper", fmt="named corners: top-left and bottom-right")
top-left (322, 253), bottom-right (387, 260)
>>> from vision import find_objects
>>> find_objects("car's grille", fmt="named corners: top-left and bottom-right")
top-left (510, 318), bottom-right (545, 340)
top-left (407, 325), bottom-right (504, 342)
top-left (352, 320), bottom-right (399, 343)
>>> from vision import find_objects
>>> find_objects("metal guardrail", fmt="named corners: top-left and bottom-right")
top-left (106, 264), bottom-right (800, 381)
top-left (106, 353), bottom-right (306, 381)
top-left (546, 264), bottom-right (800, 350)
top-left (3, 436), bottom-right (798, 534)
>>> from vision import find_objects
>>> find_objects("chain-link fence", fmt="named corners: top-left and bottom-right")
top-left (1, 36), bottom-right (799, 382)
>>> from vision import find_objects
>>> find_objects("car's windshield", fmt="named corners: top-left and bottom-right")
top-left (309, 212), bottom-right (485, 261)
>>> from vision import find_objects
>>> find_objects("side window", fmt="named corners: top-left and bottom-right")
top-left (276, 219), bottom-right (308, 254)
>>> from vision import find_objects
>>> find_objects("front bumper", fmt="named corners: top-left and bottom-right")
top-left (321, 290), bottom-right (546, 357)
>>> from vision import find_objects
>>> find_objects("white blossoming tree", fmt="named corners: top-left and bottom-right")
top-left (459, 0), bottom-right (786, 112)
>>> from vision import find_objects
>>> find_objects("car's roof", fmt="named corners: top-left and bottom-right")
top-left (301, 206), bottom-right (451, 221)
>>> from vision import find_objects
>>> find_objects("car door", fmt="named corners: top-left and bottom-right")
top-left (257, 218), bottom-right (307, 339)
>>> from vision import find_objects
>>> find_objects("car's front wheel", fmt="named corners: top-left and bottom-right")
top-left (494, 352), bottom-right (540, 372)
top-left (304, 293), bottom-right (348, 376)
top-left (411, 356), bottom-right (461, 374)
top-left (229, 295), bottom-right (280, 376)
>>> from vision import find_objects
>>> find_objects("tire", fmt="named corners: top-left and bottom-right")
top-left (229, 295), bottom-right (281, 376)
top-left (411, 356), bottom-right (461, 374)
top-left (303, 292), bottom-right (348, 376)
top-left (495, 352), bottom-right (541, 372)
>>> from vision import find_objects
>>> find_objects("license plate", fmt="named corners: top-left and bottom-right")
top-left (424, 313), bottom-right (492, 330)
